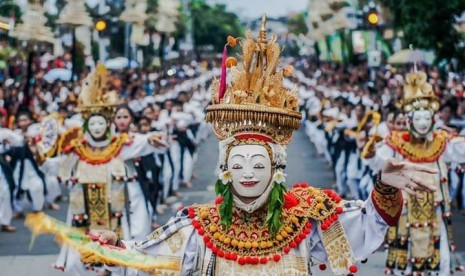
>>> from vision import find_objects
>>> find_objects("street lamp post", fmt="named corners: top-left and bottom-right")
top-left (154, 0), bottom-right (180, 64)
top-left (306, 1), bottom-right (326, 62)
top-left (57, 0), bottom-right (92, 81)
top-left (9, 0), bottom-right (56, 110)
top-left (181, 0), bottom-right (194, 58)
top-left (120, 0), bottom-right (148, 68)
top-left (361, 1), bottom-right (381, 81)
top-left (307, 0), bottom-right (359, 64)
top-left (94, 19), bottom-right (108, 62)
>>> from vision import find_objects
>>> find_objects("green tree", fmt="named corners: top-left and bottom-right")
top-left (380, 0), bottom-right (465, 68)
top-left (190, 0), bottom-right (243, 53)
top-left (288, 12), bottom-right (308, 35)
top-left (147, 0), bottom-right (158, 14)
top-left (0, 0), bottom-right (21, 22)
top-left (75, 41), bottom-right (86, 75)
top-left (44, 0), bottom-right (66, 30)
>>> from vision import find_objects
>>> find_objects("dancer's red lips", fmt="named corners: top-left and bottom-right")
top-left (239, 181), bottom-right (259, 187)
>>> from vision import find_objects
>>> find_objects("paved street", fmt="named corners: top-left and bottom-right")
top-left (1, 128), bottom-right (465, 275)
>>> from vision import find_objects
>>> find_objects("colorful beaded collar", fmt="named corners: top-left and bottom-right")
top-left (187, 184), bottom-right (342, 266)
top-left (63, 133), bottom-right (133, 165)
top-left (386, 130), bottom-right (448, 163)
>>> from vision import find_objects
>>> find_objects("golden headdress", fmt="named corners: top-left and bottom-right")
top-left (399, 71), bottom-right (440, 112)
top-left (77, 64), bottom-right (119, 120)
top-left (206, 15), bottom-right (302, 145)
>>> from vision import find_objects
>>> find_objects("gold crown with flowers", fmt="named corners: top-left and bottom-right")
top-left (76, 64), bottom-right (119, 120)
top-left (399, 71), bottom-right (440, 112)
top-left (206, 15), bottom-right (302, 145)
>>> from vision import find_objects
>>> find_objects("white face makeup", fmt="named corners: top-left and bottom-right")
top-left (411, 110), bottom-right (433, 135)
top-left (227, 144), bottom-right (272, 198)
top-left (88, 115), bottom-right (108, 139)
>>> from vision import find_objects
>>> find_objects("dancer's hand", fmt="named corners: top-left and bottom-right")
top-left (88, 229), bottom-right (119, 246)
top-left (355, 132), bottom-right (367, 149)
top-left (148, 133), bottom-right (168, 148)
top-left (380, 159), bottom-right (438, 199)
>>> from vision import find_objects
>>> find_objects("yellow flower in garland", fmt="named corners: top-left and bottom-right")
top-left (219, 171), bottom-right (232, 185)
top-left (272, 170), bottom-right (287, 184)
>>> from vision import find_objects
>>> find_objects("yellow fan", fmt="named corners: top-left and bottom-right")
top-left (25, 213), bottom-right (179, 273)
top-left (37, 114), bottom-right (61, 160)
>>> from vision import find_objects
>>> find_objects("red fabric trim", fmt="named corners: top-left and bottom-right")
top-left (371, 190), bottom-right (403, 227)
top-left (235, 134), bottom-right (273, 143)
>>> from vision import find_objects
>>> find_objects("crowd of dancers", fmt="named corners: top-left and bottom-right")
top-left (299, 60), bottom-right (465, 274)
top-left (0, 61), bottom-right (216, 239)
top-left (1, 52), bottom-right (465, 274)
top-left (299, 61), bottom-right (465, 205)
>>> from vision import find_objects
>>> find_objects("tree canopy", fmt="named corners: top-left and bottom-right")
top-left (190, 0), bottom-right (243, 53)
top-left (380, 0), bottom-right (465, 67)
top-left (0, 0), bottom-right (22, 22)
top-left (288, 12), bottom-right (308, 35)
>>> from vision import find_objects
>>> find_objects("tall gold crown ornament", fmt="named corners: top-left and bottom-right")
top-left (399, 71), bottom-right (440, 113)
top-left (76, 64), bottom-right (119, 120)
top-left (206, 15), bottom-right (302, 145)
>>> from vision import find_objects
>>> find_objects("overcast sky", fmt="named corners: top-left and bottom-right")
top-left (14, 0), bottom-right (309, 20)
top-left (207, 0), bottom-right (309, 20)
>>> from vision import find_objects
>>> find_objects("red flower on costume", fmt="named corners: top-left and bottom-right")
top-left (401, 133), bottom-right (410, 142)
top-left (284, 192), bottom-right (299, 209)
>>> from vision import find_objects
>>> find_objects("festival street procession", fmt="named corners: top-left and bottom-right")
top-left (1, 0), bottom-right (465, 276)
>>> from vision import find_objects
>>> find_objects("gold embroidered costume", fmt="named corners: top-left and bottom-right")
top-left (364, 71), bottom-right (465, 275)
top-left (25, 16), bottom-right (406, 276)
top-left (58, 65), bottom-right (128, 236)
top-left (33, 65), bottom-right (166, 273)
top-left (189, 186), bottom-right (343, 264)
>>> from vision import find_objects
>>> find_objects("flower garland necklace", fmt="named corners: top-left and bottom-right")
top-left (386, 130), bottom-right (448, 163)
top-left (189, 179), bottom-right (344, 267)
top-left (63, 133), bottom-right (133, 165)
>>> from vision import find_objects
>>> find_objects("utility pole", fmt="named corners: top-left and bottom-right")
top-left (57, 0), bottom-right (93, 81)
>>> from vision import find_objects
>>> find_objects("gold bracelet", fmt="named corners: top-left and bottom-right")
top-left (374, 172), bottom-right (398, 195)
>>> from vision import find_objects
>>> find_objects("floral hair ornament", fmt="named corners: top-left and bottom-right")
top-left (272, 170), bottom-right (286, 184)
top-left (218, 170), bottom-right (232, 185)
top-left (215, 170), bottom-right (234, 230)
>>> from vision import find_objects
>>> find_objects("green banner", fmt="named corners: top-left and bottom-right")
top-left (317, 39), bottom-right (330, 61)
top-left (328, 33), bottom-right (345, 62)
top-left (351, 30), bottom-right (392, 57)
